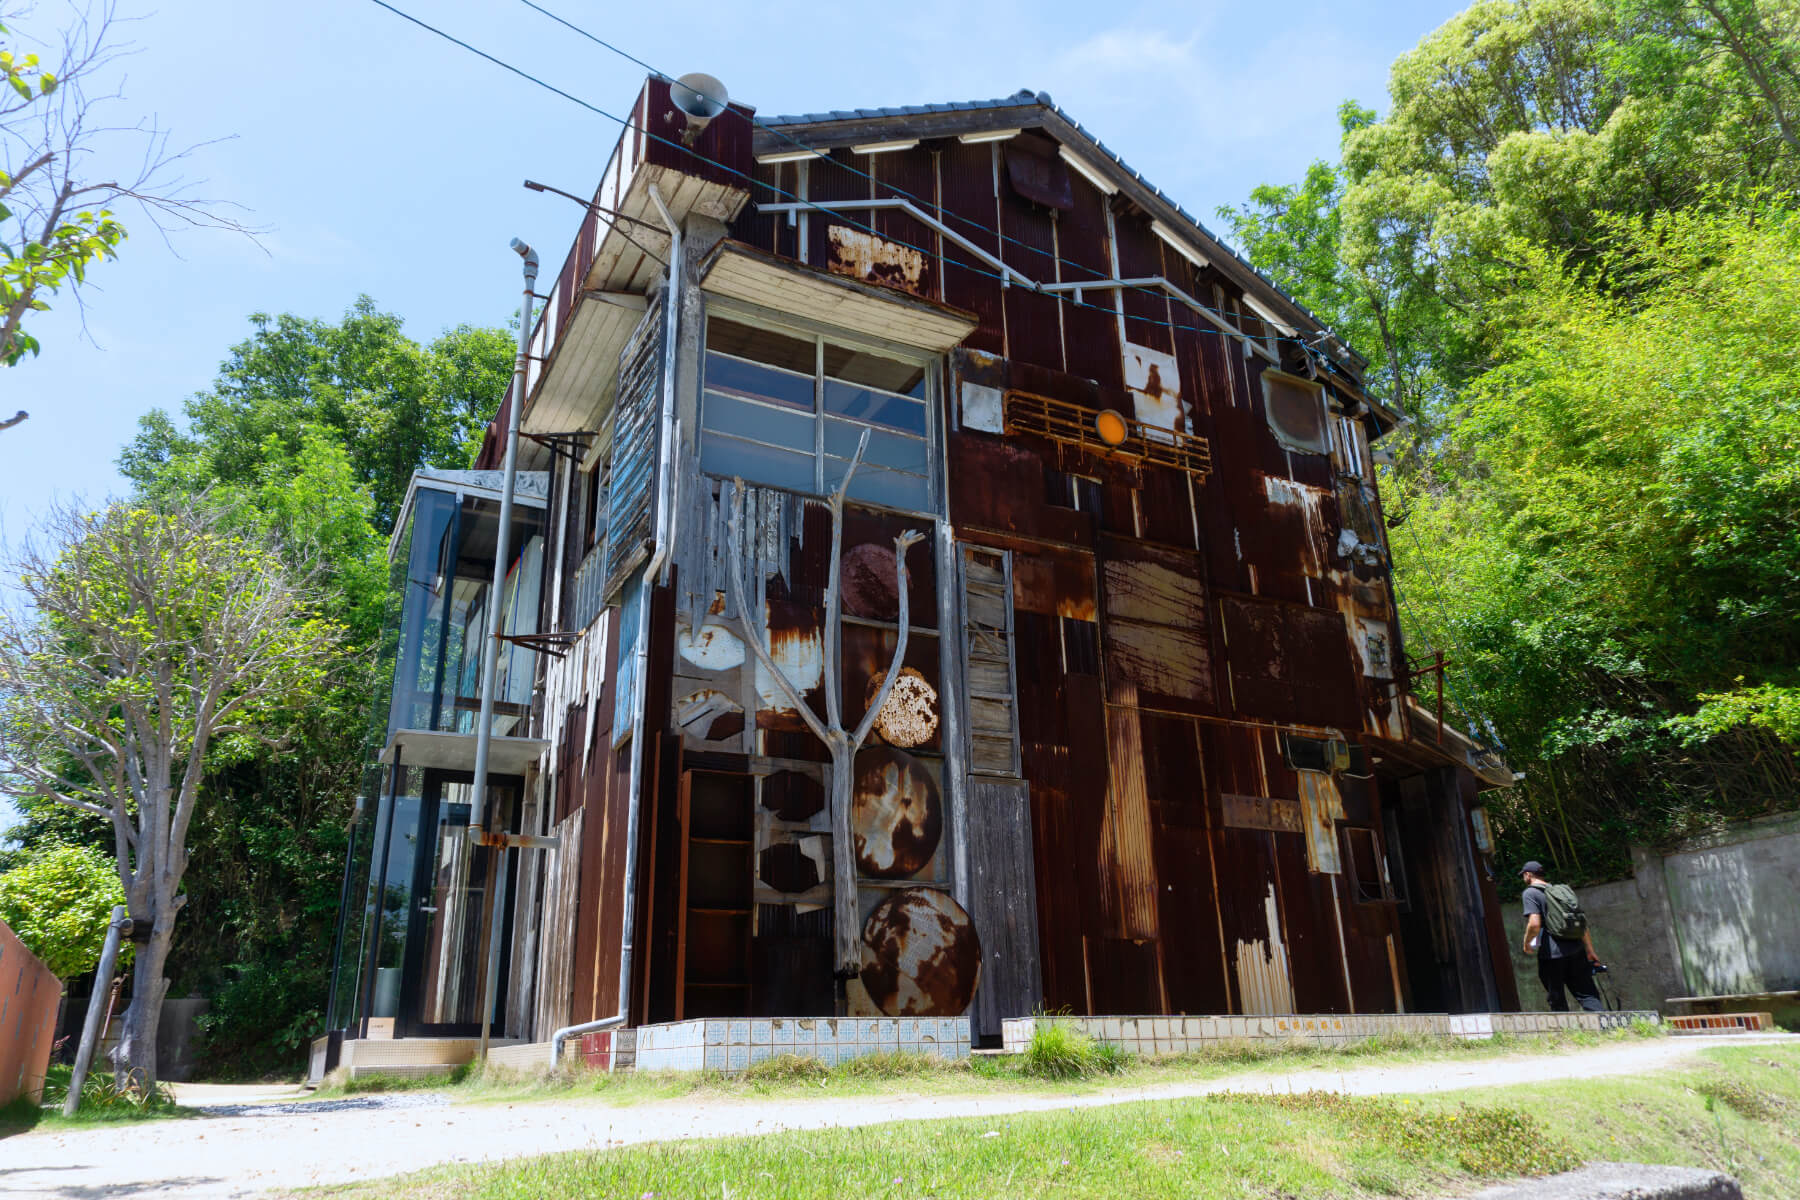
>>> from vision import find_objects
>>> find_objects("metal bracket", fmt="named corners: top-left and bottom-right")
top-left (521, 431), bottom-right (597, 465)
top-left (498, 630), bottom-right (580, 659)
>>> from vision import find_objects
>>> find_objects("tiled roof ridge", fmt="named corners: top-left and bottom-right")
top-left (755, 89), bottom-right (1358, 366)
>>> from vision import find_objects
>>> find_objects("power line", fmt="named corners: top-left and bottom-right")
top-left (371, 0), bottom-right (1494, 749)
top-left (363, 0), bottom-right (1345, 363)
top-left (512, 0), bottom-right (1349, 355)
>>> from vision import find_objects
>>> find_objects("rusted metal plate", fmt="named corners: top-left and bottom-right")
top-left (1003, 133), bottom-right (1073, 211)
top-left (937, 140), bottom-right (1006, 355)
top-left (1100, 693), bottom-right (1160, 940)
top-left (852, 746), bottom-right (942, 878)
top-left (1222, 793), bottom-right (1303, 834)
top-left (1218, 593), bottom-right (1361, 730)
top-left (859, 886), bottom-right (982, 1016)
top-left (862, 666), bottom-right (940, 748)
top-left (826, 225), bottom-right (927, 295)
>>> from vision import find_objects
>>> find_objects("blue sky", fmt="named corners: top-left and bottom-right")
top-left (0, 0), bottom-right (1464, 834)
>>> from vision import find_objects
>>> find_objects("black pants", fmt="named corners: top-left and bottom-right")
top-left (1539, 952), bottom-right (1605, 1012)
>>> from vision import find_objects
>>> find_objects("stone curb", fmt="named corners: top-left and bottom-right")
top-left (1458, 1162), bottom-right (1741, 1200)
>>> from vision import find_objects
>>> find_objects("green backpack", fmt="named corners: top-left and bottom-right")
top-left (1535, 882), bottom-right (1588, 940)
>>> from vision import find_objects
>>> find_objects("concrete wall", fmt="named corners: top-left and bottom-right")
top-left (1504, 812), bottom-right (1800, 1019)
top-left (1, 918), bottom-right (63, 1106)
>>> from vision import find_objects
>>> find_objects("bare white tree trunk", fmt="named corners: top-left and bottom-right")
top-left (718, 431), bottom-right (924, 980)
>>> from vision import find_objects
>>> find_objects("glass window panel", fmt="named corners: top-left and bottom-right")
top-left (702, 434), bottom-right (818, 492)
top-left (707, 317), bottom-right (816, 375)
top-left (704, 391), bottom-right (817, 452)
top-left (823, 380), bottom-right (928, 434)
top-left (824, 457), bottom-right (930, 511)
top-left (705, 351), bottom-right (815, 411)
top-left (822, 418), bottom-right (929, 474)
top-left (823, 343), bottom-right (926, 398)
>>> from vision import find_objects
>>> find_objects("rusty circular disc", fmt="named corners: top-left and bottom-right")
top-left (863, 667), bottom-right (940, 748)
top-left (839, 542), bottom-right (900, 621)
top-left (851, 746), bottom-right (941, 878)
top-left (859, 887), bottom-right (981, 1017)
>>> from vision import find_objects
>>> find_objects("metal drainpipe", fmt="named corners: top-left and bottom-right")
top-left (472, 238), bottom-right (539, 1063)
top-left (550, 182), bottom-right (681, 1067)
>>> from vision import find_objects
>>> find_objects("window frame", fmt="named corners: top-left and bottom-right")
top-left (1260, 366), bottom-right (1331, 455)
top-left (699, 297), bottom-right (942, 516)
top-left (1340, 823), bottom-right (1398, 905)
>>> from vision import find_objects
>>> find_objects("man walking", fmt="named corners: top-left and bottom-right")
top-left (1520, 861), bottom-right (1605, 1012)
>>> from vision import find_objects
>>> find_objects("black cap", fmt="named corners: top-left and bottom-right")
top-left (1521, 861), bottom-right (1545, 878)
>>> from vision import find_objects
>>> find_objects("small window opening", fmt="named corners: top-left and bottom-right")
top-left (1263, 369), bottom-right (1330, 454)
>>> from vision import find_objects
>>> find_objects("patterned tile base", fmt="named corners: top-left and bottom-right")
top-left (999, 1010), bottom-right (1661, 1055)
top-left (1667, 1012), bottom-right (1774, 1034)
top-left (633, 1017), bottom-right (972, 1073)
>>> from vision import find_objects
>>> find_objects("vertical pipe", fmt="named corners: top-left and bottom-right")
top-left (550, 184), bottom-right (681, 1066)
top-left (472, 241), bottom-right (540, 835)
top-left (474, 241), bottom-right (540, 1062)
top-left (65, 906), bottom-right (127, 1116)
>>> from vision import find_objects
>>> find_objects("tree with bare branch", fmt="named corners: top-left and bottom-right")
top-left (2, 1), bottom-right (251, 374)
top-left (717, 431), bottom-right (925, 983)
top-left (0, 499), bottom-right (339, 1088)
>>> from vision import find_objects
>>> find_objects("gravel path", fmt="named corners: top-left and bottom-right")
top-left (1, 1033), bottom-right (1789, 1198)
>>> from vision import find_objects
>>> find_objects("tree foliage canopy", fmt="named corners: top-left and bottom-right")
top-left (0, 841), bottom-right (126, 979)
top-left (1227, 0), bottom-right (1800, 879)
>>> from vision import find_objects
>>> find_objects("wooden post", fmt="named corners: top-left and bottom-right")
top-left (65, 906), bottom-right (127, 1116)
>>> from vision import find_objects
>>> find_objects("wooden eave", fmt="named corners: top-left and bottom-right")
top-left (699, 239), bottom-right (981, 351)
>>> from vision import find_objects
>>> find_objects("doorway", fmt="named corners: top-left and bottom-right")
top-left (396, 770), bottom-right (521, 1037)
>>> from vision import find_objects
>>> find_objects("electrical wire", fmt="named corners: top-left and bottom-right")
top-left (364, 0), bottom-right (1347, 364)
top-left (372, 0), bottom-right (1498, 754)
top-left (512, 0), bottom-right (1356, 359)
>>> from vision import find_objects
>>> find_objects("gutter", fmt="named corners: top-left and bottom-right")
top-left (551, 181), bottom-right (682, 1067)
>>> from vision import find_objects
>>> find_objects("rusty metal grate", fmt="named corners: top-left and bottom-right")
top-left (1003, 390), bottom-right (1212, 482)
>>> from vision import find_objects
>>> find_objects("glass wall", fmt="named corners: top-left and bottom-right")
top-left (327, 474), bottom-right (545, 1038)
top-left (387, 486), bottom-right (545, 737)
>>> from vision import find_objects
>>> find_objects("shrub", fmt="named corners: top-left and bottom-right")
top-left (1020, 1022), bottom-right (1128, 1080)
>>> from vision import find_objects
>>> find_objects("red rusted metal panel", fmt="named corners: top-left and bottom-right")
top-left (998, 172), bottom-right (1066, 372)
top-left (936, 140), bottom-right (1005, 354)
top-left (1055, 166), bottom-right (1123, 391)
top-left (1218, 592), bottom-right (1362, 730)
top-left (873, 148), bottom-right (941, 301)
top-left (632, 76), bottom-right (755, 192)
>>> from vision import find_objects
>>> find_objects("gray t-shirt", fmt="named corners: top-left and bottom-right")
top-left (1522, 884), bottom-right (1581, 958)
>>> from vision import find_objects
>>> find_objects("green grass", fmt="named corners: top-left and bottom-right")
top-left (0, 1062), bottom-right (194, 1135)
top-left (1017, 1021), bottom-right (1128, 1080)
top-left (283, 1043), bottom-right (1800, 1200)
top-left (303, 1026), bottom-right (1664, 1113)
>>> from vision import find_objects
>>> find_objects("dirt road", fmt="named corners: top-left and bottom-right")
top-left (2, 1034), bottom-right (1788, 1198)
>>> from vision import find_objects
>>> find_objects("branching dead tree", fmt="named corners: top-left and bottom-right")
top-left (2, 1), bottom-right (256, 370)
top-left (0, 498), bottom-right (338, 1088)
top-left (717, 431), bottom-right (924, 981)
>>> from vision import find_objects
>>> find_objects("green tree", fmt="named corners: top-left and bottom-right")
top-left (1389, 206), bottom-right (1800, 876)
top-left (101, 300), bottom-right (510, 1074)
top-left (1223, 0), bottom-right (1800, 438)
top-left (0, 842), bottom-right (126, 978)
top-left (120, 298), bottom-right (514, 524)
top-left (0, 498), bottom-right (341, 1087)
